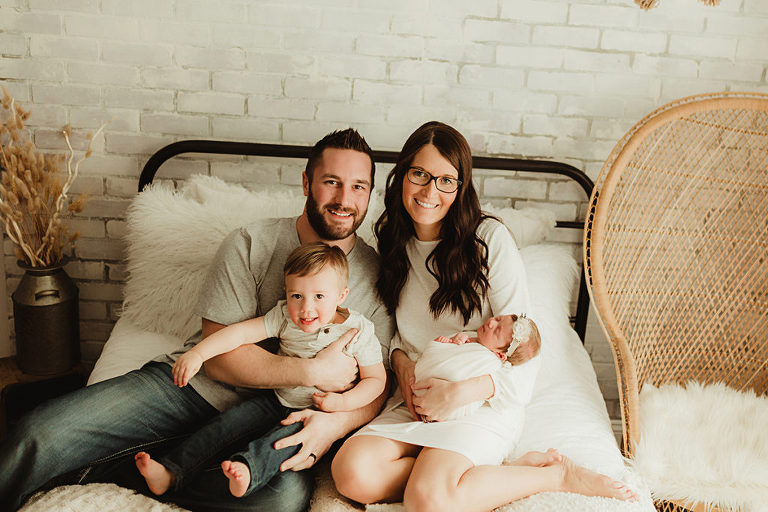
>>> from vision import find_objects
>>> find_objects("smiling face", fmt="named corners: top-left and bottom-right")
top-left (284, 266), bottom-right (349, 333)
top-left (304, 147), bottom-right (372, 241)
top-left (401, 144), bottom-right (460, 241)
top-left (476, 314), bottom-right (519, 360)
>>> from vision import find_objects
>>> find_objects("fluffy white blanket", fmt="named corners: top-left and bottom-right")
top-left (20, 483), bottom-right (186, 512)
top-left (20, 473), bottom-right (647, 512)
top-left (631, 382), bottom-right (768, 512)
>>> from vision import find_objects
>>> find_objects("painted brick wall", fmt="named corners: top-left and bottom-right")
top-left (2, 0), bottom-right (767, 421)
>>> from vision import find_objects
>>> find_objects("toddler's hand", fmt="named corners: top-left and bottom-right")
top-left (172, 351), bottom-right (204, 387)
top-left (434, 335), bottom-right (453, 344)
top-left (312, 391), bottom-right (345, 412)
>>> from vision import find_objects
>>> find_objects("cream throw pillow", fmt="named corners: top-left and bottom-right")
top-left (120, 174), bottom-right (557, 339)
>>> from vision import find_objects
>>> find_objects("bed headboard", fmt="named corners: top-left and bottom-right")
top-left (139, 140), bottom-right (594, 342)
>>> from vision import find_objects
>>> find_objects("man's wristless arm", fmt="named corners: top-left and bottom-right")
top-left (203, 341), bottom-right (315, 388)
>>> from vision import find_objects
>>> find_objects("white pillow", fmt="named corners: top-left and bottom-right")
top-left (483, 203), bottom-right (556, 248)
top-left (186, 175), bottom-right (557, 249)
top-left (120, 175), bottom-right (556, 339)
top-left (95, 245), bottom-right (582, 386)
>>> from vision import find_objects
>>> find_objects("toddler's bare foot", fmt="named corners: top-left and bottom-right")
top-left (558, 456), bottom-right (637, 502)
top-left (222, 460), bottom-right (250, 498)
top-left (508, 448), bottom-right (562, 467)
top-left (134, 451), bottom-right (173, 495)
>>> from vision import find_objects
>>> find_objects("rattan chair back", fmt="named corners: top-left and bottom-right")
top-left (584, 92), bottom-right (768, 455)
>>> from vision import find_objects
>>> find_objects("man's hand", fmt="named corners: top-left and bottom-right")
top-left (312, 391), bottom-right (345, 412)
top-left (391, 349), bottom-right (418, 421)
top-left (275, 409), bottom-right (345, 471)
top-left (311, 328), bottom-right (359, 392)
top-left (412, 377), bottom-right (457, 422)
top-left (172, 351), bottom-right (204, 387)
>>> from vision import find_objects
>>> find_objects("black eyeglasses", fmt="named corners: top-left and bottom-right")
top-left (406, 167), bottom-right (462, 193)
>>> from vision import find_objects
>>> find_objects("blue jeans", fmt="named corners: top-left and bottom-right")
top-left (159, 391), bottom-right (303, 497)
top-left (0, 362), bottom-right (313, 512)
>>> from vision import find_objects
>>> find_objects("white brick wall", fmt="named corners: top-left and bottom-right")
top-left (2, 0), bottom-right (767, 419)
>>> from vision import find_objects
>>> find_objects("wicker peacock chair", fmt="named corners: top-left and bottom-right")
top-left (584, 92), bottom-right (768, 512)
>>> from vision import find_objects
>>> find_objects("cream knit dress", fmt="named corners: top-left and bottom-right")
top-left (354, 219), bottom-right (540, 466)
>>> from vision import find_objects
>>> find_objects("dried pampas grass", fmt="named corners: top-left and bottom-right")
top-left (0, 86), bottom-right (105, 267)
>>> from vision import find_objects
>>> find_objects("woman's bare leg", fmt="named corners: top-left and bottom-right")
top-left (404, 448), bottom-right (636, 512)
top-left (332, 434), bottom-right (421, 504)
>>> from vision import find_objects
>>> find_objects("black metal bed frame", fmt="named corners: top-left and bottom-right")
top-left (139, 140), bottom-right (593, 342)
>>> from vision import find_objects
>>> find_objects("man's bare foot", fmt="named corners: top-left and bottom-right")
top-left (222, 460), bottom-right (250, 498)
top-left (134, 451), bottom-right (173, 495)
top-left (507, 448), bottom-right (562, 467)
top-left (557, 456), bottom-right (637, 502)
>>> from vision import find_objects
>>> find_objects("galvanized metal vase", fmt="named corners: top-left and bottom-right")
top-left (12, 259), bottom-right (80, 375)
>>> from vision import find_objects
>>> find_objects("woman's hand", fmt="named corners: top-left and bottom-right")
top-left (391, 349), bottom-right (419, 421)
top-left (413, 375), bottom-right (495, 422)
top-left (411, 377), bottom-right (458, 422)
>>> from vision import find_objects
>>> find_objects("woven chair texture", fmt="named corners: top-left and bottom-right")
top-left (583, 92), bottom-right (768, 512)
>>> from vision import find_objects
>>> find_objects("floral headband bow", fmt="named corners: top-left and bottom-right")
top-left (505, 314), bottom-right (532, 358)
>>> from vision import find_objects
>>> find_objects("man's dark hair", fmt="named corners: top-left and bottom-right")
top-left (304, 128), bottom-right (375, 185)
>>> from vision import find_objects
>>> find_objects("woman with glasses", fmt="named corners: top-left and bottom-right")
top-left (331, 121), bottom-right (635, 511)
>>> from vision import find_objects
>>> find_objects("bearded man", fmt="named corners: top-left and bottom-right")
top-left (0, 129), bottom-right (394, 512)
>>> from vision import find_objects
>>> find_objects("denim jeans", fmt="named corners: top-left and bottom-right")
top-left (0, 362), bottom-right (313, 512)
top-left (159, 390), bottom-right (302, 497)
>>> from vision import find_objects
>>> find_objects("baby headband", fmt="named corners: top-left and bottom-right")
top-left (506, 314), bottom-right (532, 358)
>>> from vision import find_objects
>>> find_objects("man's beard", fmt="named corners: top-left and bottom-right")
top-left (306, 190), bottom-right (367, 240)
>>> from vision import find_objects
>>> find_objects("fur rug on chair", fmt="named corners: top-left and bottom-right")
top-left (631, 382), bottom-right (768, 511)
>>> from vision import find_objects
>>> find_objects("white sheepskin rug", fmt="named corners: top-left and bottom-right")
top-left (20, 483), bottom-right (187, 512)
top-left (631, 382), bottom-right (768, 511)
top-left (20, 464), bottom-right (649, 512)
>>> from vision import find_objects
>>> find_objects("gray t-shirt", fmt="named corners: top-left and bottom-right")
top-left (159, 217), bottom-right (394, 411)
top-left (265, 301), bottom-right (382, 408)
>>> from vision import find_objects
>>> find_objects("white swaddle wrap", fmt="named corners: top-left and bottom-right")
top-left (414, 337), bottom-right (503, 420)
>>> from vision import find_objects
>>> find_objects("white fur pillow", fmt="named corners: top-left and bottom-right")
top-left (121, 174), bottom-right (557, 338)
top-left (631, 382), bottom-right (768, 511)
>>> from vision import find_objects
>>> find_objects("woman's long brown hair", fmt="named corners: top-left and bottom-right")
top-left (375, 121), bottom-right (492, 324)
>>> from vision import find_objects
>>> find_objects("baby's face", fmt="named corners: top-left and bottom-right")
top-left (285, 267), bottom-right (348, 333)
top-left (476, 314), bottom-right (518, 359)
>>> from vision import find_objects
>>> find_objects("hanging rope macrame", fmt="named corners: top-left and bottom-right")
top-left (635, 0), bottom-right (720, 9)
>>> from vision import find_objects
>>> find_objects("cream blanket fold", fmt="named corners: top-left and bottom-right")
top-left (414, 339), bottom-right (501, 420)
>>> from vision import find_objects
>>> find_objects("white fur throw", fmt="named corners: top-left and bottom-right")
top-left (631, 382), bottom-right (768, 511)
top-left (120, 174), bottom-right (556, 339)
top-left (20, 483), bottom-right (187, 512)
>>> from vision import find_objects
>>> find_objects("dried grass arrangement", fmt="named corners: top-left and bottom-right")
top-left (0, 86), bottom-right (104, 268)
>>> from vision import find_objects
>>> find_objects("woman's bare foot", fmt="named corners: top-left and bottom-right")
top-left (507, 448), bottom-right (562, 467)
top-left (134, 451), bottom-right (174, 495)
top-left (221, 460), bottom-right (251, 498)
top-left (557, 456), bottom-right (637, 502)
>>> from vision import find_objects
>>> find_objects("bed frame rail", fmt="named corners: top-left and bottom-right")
top-left (139, 140), bottom-right (593, 342)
